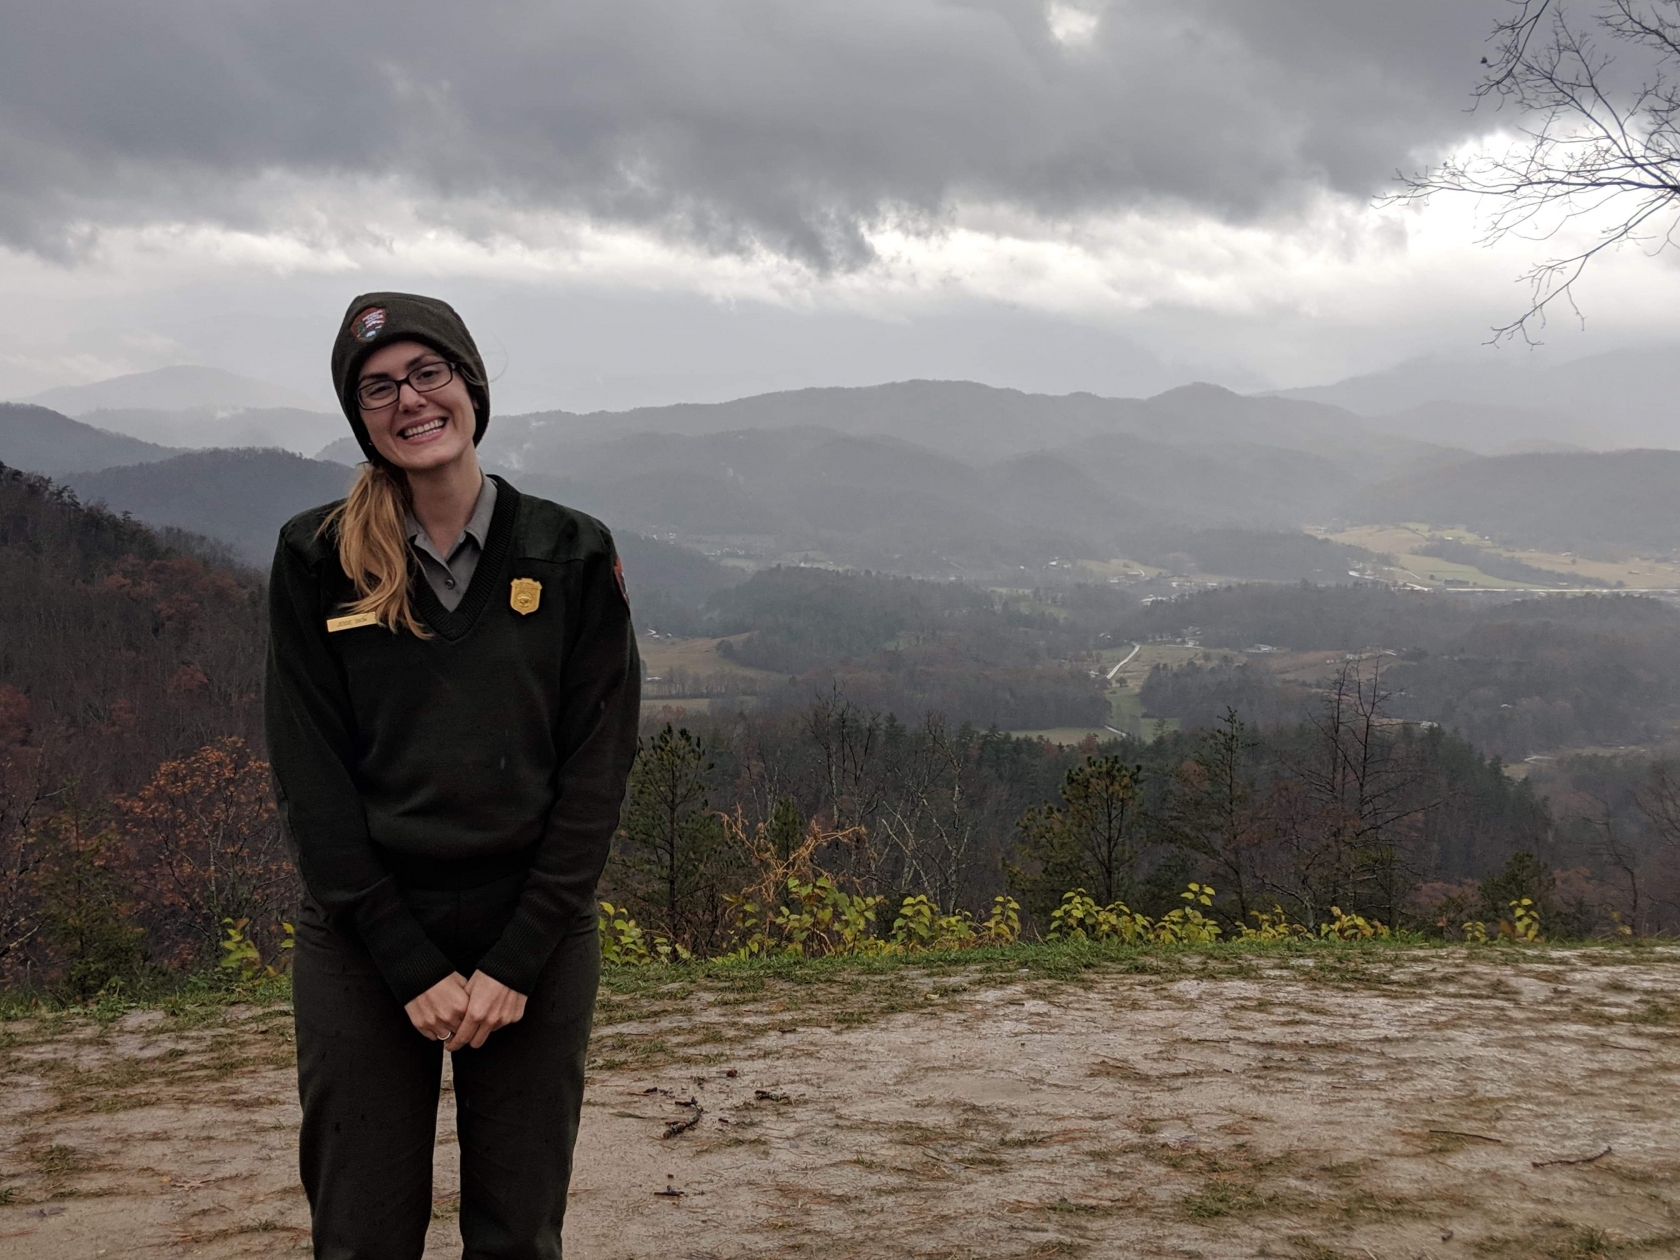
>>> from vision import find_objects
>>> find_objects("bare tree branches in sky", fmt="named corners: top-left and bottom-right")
top-left (1403, 0), bottom-right (1680, 341)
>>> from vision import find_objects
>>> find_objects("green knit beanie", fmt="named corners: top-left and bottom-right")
top-left (330, 291), bottom-right (490, 463)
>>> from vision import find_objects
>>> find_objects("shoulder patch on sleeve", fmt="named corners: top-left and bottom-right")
top-left (613, 552), bottom-right (629, 606)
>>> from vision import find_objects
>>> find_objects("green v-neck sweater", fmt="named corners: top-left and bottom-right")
top-left (264, 477), bottom-right (640, 1005)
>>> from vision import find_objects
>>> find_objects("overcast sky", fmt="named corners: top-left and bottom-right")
top-left (4, 0), bottom-right (1678, 413)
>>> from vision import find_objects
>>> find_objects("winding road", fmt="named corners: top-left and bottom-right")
top-left (1106, 641), bottom-right (1141, 681)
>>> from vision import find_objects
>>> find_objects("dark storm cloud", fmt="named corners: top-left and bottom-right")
top-left (1, 0), bottom-right (1504, 265)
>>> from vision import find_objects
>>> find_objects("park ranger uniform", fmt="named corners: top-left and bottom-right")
top-left (266, 293), bottom-right (641, 1260)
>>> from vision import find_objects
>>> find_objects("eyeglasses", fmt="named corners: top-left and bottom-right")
top-left (356, 360), bottom-right (457, 409)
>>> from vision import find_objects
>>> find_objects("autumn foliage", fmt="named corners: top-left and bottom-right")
top-left (115, 737), bottom-right (295, 969)
top-left (0, 464), bottom-right (283, 990)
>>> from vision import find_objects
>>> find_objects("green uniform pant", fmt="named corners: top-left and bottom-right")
top-left (292, 873), bottom-right (599, 1260)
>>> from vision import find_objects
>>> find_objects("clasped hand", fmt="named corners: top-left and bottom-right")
top-left (405, 971), bottom-right (527, 1051)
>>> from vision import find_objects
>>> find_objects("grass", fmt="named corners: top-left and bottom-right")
top-left (1182, 1179), bottom-right (1273, 1219)
top-left (1469, 1225), bottom-right (1626, 1258)
top-left (0, 967), bottom-right (292, 1024)
top-left (576, 937), bottom-right (1680, 1069)
top-left (0, 936), bottom-right (1670, 1036)
top-left (595, 934), bottom-right (1667, 1000)
top-left (29, 1144), bottom-right (89, 1176)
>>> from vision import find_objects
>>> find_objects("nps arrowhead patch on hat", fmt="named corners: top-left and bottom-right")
top-left (351, 307), bottom-right (387, 340)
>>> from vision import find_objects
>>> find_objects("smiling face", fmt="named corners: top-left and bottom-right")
top-left (357, 339), bottom-right (478, 474)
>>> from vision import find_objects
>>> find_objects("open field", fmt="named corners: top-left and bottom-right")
top-left (1008, 645), bottom-right (1202, 742)
top-left (1325, 525), bottom-right (1680, 592)
top-left (1105, 642), bottom-right (1234, 691)
top-left (2, 944), bottom-right (1678, 1258)
top-left (639, 634), bottom-right (784, 686)
top-left (1073, 558), bottom-right (1164, 583)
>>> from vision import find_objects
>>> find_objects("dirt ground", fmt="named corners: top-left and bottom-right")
top-left (1, 946), bottom-right (1678, 1259)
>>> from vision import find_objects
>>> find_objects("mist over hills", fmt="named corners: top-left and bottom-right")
top-left (509, 429), bottom-right (1128, 572)
top-left (65, 448), bottom-right (355, 565)
top-left (78, 406), bottom-right (344, 457)
top-left (33, 418), bottom-right (1386, 581)
top-left (7, 370), bottom-right (1676, 575)
top-left (471, 378), bottom-right (1456, 479)
top-left (1353, 449), bottom-right (1680, 556)
top-left (0, 403), bottom-right (179, 476)
top-left (18, 365), bottom-right (329, 416)
top-left (1274, 345), bottom-right (1680, 451)
top-left (1359, 401), bottom-right (1595, 455)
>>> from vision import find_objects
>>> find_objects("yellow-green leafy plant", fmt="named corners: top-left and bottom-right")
top-left (889, 894), bottom-right (978, 950)
top-left (598, 901), bottom-right (692, 965)
top-left (776, 876), bottom-right (886, 956)
top-left (1238, 906), bottom-right (1310, 941)
top-left (1318, 907), bottom-right (1389, 940)
top-left (1505, 897), bottom-right (1542, 942)
top-left (1151, 883), bottom-right (1223, 944)
top-left (978, 895), bottom-right (1022, 945)
top-left (717, 808), bottom-right (886, 957)
top-left (1047, 889), bottom-right (1103, 940)
top-left (727, 876), bottom-right (886, 958)
top-left (218, 917), bottom-right (293, 980)
top-left (1461, 919), bottom-right (1490, 943)
top-left (1045, 889), bottom-right (1153, 944)
top-left (599, 901), bottom-right (652, 963)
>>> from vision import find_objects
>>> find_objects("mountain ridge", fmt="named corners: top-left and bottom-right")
top-left (18, 365), bottom-right (330, 416)
top-left (0, 403), bottom-right (181, 476)
top-left (1349, 448), bottom-right (1680, 555)
top-left (1270, 345), bottom-right (1680, 450)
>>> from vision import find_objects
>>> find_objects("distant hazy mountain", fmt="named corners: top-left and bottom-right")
top-left (65, 449), bottom-right (356, 564)
top-left (508, 428), bottom-right (1075, 572)
top-left (79, 406), bottom-right (345, 457)
top-left (480, 379), bottom-right (1458, 481)
top-left (19, 365), bottom-right (329, 416)
top-left (0, 403), bottom-right (180, 476)
top-left (1141, 383), bottom-right (1456, 468)
top-left (309, 379), bottom-right (1464, 568)
top-left (1348, 449), bottom-right (1680, 555)
top-left (501, 423), bottom-right (1398, 579)
top-left (17, 375), bottom-right (1525, 578)
top-left (316, 436), bottom-right (363, 464)
top-left (1356, 401), bottom-right (1599, 454)
top-left (1066, 431), bottom-right (1351, 525)
top-left (1273, 346), bottom-right (1680, 449)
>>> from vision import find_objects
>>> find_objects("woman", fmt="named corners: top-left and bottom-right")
top-left (265, 291), bottom-right (640, 1259)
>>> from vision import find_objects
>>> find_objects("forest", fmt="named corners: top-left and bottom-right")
top-left (619, 659), bottom-right (1680, 959)
top-left (1129, 584), bottom-right (1680, 758)
top-left (3, 457), bottom-right (1678, 997)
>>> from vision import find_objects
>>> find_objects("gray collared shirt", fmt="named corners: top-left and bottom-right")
top-left (405, 475), bottom-right (497, 612)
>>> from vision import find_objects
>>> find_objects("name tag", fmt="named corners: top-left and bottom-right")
top-left (326, 612), bottom-right (379, 633)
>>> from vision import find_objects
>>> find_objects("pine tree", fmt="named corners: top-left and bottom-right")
top-left (1165, 709), bottom-right (1264, 924)
top-left (34, 797), bottom-right (144, 997)
top-left (612, 725), bottom-right (732, 948)
top-left (1010, 755), bottom-right (1144, 923)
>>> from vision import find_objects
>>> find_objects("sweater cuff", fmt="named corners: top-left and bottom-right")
top-left (355, 897), bottom-right (458, 1006)
top-left (474, 908), bottom-right (568, 996)
top-left (376, 938), bottom-right (458, 1009)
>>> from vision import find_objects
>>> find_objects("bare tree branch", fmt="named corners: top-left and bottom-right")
top-left (1397, 0), bottom-right (1680, 341)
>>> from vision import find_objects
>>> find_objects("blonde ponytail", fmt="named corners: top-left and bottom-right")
top-left (321, 462), bottom-right (430, 637)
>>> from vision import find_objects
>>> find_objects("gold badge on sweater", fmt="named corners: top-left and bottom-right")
top-left (509, 577), bottom-right (542, 615)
